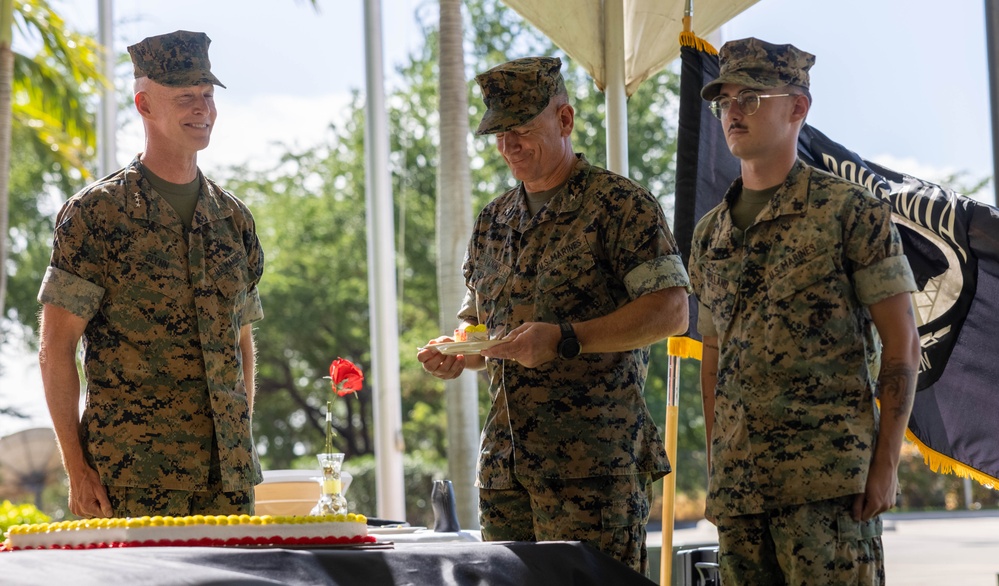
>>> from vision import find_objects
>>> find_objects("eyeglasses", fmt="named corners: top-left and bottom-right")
top-left (709, 90), bottom-right (797, 119)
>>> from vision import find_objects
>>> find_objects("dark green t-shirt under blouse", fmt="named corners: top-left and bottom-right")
top-left (730, 184), bottom-right (780, 231)
top-left (139, 163), bottom-right (201, 231)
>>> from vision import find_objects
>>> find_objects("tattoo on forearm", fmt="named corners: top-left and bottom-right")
top-left (879, 358), bottom-right (917, 421)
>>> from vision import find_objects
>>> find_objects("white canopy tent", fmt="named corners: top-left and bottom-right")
top-left (502, 0), bottom-right (758, 94)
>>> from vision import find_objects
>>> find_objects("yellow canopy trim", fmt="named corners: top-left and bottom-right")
top-left (678, 31), bottom-right (718, 55)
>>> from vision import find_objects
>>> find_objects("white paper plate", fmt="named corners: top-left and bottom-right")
top-left (367, 526), bottom-right (428, 535)
top-left (421, 340), bottom-right (504, 355)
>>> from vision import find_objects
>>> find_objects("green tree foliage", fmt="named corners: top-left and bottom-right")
top-left (9, 0), bottom-right (102, 172)
top-left (225, 88), bottom-right (452, 470)
top-left (344, 454), bottom-right (442, 527)
top-left (1, 0), bottom-right (103, 327)
top-left (226, 107), bottom-right (376, 464)
top-left (2, 0), bottom-right (100, 353)
top-left (4, 124), bottom-right (85, 335)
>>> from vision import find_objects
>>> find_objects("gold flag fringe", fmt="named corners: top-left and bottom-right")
top-left (904, 428), bottom-right (999, 489)
top-left (668, 339), bottom-right (997, 488)
top-left (678, 31), bottom-right (718, 55)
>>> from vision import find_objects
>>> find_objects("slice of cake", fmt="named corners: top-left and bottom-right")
top-left (453, 324), bottom-right (488, 343)
top-left (1, 513), bottom-right (374, 550)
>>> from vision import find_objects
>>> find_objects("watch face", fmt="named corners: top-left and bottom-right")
top-left (559, 338), bottom-right (581, 359)
top-left (558, 322), bottom-right (580, 359)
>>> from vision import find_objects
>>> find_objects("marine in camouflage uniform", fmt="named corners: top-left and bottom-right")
top-left (37, 31), bottom-right (263, 519)
top-left (689, 38), bottom-right (920, 585)
top-left (418, 57), bottom-right (690, 576)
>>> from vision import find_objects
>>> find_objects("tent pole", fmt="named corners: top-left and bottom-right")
top-left (603, 0), bottom-right (628, 174)
top-left (986, 0), bottom-right (999, 205)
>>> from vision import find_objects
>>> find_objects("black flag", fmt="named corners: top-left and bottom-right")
top-left (676, 42), bottom-right (999, 486)
top-left (674, 42), bottom-right (739, 342)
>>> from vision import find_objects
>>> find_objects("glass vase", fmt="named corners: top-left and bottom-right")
top-left (310, 452), bottom-right (348, 516)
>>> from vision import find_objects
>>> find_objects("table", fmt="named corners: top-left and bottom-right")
top-left (0, 541), bottom-right (657, 585)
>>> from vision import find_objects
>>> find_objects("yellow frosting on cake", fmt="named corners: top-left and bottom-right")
top-left (4, 513), bottom-right (368, 541)
top-left (454, 324), bottom-right (488, 342)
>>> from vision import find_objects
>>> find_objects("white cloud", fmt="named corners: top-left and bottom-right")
top-left (869, 154), bottom-right (995, 204)
top-left (867, 154), bottom-right (957, 185)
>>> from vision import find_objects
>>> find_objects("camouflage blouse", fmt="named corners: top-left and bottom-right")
top-left (38, 155), bottom-right (264, 492)
top-left (460, 154), bottom-right (690, 488)
top-left (689, 160), bottom-right (916, 518)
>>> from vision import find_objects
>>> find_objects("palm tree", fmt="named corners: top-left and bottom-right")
top-left (0, 0), bottom-right (101, 320)
top-left (437, 0), bottom-right (480, 528)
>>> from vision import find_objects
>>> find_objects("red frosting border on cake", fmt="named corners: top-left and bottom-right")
top-left (2, 534), bottom-right (377, 551)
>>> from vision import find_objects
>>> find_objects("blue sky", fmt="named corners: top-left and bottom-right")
top-left (1, 0), bottom-right (994, 433)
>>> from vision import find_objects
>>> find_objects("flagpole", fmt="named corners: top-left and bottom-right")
top-left (659, 7), bottom-right (700, 586)
top-left (986, 0), bottom-right (999, 205)
top-left (660, 341), bottom-right (681, 586)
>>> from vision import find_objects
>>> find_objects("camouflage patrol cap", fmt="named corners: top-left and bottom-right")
top-left (127, 30), bottom-right (225, 88)
top-left (474, 56), bottom-right (566, 135)
top-left (701, 37), bottom-right (814, 101)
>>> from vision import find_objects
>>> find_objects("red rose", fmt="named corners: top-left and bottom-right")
top-left (329, 357), bottom-right (364, 397)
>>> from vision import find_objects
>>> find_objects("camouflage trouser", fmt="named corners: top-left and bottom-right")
top-left (716, 495), bottom-right (884, 586)
top-left (479, 473), bottom-right (654, 576)
top-left (106, 449), bottom-right (254, 518)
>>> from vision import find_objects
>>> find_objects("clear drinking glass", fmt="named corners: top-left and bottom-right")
top-left (310, 452), bottom-right (348, 516)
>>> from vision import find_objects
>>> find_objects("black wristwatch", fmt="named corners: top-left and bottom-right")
top-left (557, 322), bottom-right (581, 359)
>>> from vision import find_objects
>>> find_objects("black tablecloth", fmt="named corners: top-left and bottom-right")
top-left (0, 541), bottom-right (656, 585)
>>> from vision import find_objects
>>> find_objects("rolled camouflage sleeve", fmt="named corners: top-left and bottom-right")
top-left (456, 239), bottom-right (480, 326)
top-left (697, 300), bottom-right (717, 337)
top-left (240, 286), bottom-right (264, 324)
top-left (456, 285), bottom-right (478, 326)
top-left (610, 184), bottom-right (691, 299)
top-left (623, 254), bottom-right (691, 299)
top-left (238, 207), bottom-right (265, 324)
top-left (37, 266), bottom-right (105, 321)
top-left (853, 255), bottom-right (915, 306)
top-left (845, 193), bottom-right (916, 306)
top-left (37, 199), bottom-right (106, 321)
